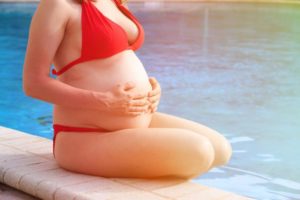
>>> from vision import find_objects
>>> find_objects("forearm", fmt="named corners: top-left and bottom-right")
top-left (23, 76), bottom-right (108, 111)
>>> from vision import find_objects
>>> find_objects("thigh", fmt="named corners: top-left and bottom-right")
top-left (149, 112), bottom-right (225, 140)
top-left (149, 112), bottom-right (232, 166)
top-left (54, 127), bottom-right (215, 179)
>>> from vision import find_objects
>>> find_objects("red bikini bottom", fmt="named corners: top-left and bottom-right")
top-left (52, 124), bottom-right (108, 158)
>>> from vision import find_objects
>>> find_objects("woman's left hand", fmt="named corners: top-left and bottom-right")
top-left (148, 77), bottom-right (161, 113)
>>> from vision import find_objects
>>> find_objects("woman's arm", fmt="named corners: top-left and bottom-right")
top-left (23, 0), bottom-right (116, 112)
top-left (23, 0), bottom-right (106, 110)
top-left (23, 0), bottom-right (149, 116)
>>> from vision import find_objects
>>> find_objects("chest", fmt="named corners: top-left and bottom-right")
top-left (67, 0), bottom-right (139, 45)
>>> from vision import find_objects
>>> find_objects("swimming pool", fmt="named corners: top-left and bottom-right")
top-left (0, 2), bottom-right (299, 199)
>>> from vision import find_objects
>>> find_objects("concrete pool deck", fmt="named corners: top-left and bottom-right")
top-left (0, 125), bottom-right (254, 200)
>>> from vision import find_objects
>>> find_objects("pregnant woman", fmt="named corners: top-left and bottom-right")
top-left (23, 0), bottom-right (232, 179)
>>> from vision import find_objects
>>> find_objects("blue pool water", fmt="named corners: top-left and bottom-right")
top-left (0, 2), bottom-right (299, 199)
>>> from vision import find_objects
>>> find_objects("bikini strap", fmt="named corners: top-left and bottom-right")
top-left (82, 0), bottom-right (91, 4)
top-left (113, 0), bottom-right (122, 6)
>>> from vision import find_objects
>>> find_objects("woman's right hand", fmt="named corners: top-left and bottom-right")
top-left (103, 82), bottom-right (150, 116)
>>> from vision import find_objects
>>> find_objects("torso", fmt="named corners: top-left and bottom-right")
top-left (52, 0), bottom-right (153, 131)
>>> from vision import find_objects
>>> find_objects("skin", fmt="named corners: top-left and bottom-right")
top-left (23, 0), bottom-right (232, 179)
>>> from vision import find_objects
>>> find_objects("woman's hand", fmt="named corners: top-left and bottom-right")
top-left (104, 82), bottom-right (150, 116)
top-left (148, 77), bottom-right (161, 113)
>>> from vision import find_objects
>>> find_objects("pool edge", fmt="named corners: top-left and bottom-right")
top-left (0, 125), bottom-right (253, 200)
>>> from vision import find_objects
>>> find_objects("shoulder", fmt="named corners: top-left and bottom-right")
top-left (37, 0), bottom-right (73, 15)
top-left (38, 0), bottom-right (73, 9)
top-left (35, 0), bottom-right (74, 25)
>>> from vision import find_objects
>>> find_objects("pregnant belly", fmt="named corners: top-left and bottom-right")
top-left (53, 50), bottom-right (153, 131)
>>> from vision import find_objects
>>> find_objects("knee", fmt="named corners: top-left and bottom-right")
top-left (214, 135), bottom-right (232, 166)
top-left (183, 136), bottom-right (215, 179)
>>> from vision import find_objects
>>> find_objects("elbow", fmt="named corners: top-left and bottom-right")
top-left (23, 77), bottom-right (42, 98)
top-left (23, 79), bottom-right (34, 97)
top-left (22, 63), bottom-right (50, 97)
top-left (23, 67), bottom-right (34, 97)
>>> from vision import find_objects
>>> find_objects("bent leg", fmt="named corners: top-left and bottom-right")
top-left (54, 128), bottom-right (215, 179)
top-left (149, 112), bottom-right (232, 168)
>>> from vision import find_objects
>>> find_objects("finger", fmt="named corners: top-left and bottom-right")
top-left (149, 87), bottom-right (161, 97)
top-left (150, 104), bottom-right (158, 112)
top-left (148, 95), bottom-right (159, 103)
top-left (128, 106), bottom-right (148, 112)
top-left (150, 108), bottom-right (154, 113)
top-left (149, 77), bottom-right (157, 85)
top-left (146, 106), bottom-right (152, 113)
top-left (148, 77), bottom-right (157, 89)
top-left (127, 111), bottom-right (146, 116)
top-left (123, 82), bottom-right (136, 91)
top-left (128, 110), bottom-right (142, 115)
top-left (148, 90), bottom-right (159, 97)
top-left (149, 104), bottom-right (155, 110)
top-left (150, 102), bottom-right (159, 109)
top-left (126, 111), bottom-right (143, 116)
top-left (129, 99), bottom-right (149, 106)
top-left (132, 92), bottom-right (148, 99)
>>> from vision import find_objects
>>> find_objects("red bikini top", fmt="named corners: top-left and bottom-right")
top-left (52, 0), bottom-right (145, 76)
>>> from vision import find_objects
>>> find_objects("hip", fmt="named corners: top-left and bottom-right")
top-left (53, 106), bottom-right (153, 131)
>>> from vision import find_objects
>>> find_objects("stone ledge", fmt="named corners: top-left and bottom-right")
top-left (0, 126), bottom-right (253, 200)
top-left (0, 182), bottom-right (38, 200)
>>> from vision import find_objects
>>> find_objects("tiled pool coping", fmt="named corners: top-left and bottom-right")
top-left (0, 125), bottom-right (253, 200)
top-left (0, 182), bottom-right (38, 199)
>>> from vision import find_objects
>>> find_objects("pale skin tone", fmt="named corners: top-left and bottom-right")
top-left (23, 0), bottom-right (232, 179)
